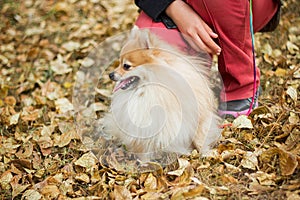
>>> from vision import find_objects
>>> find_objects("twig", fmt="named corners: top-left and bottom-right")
top-left (259, 111), bottom-right (285, 149)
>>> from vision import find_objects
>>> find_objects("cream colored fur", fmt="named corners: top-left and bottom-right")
top-left (103, 28), bottom-right (220, 157)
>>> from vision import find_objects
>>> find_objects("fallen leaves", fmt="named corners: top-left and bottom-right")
top-left (0, 0), bottom-right (300, 199)
top-left (232, 115), bottom-right (254, 129)
top-left (260, 147), bottom-right (298, 176)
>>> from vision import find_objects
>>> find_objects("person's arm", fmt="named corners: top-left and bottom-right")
top-left (165, 0), bottom-right (221, 55)
top-left (135, 0), bottom-right (175, 21)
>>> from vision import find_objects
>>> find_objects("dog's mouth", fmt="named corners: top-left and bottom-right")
top-left (113, 76), bottom-right (140, 92)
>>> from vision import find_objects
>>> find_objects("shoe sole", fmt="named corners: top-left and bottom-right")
top-left (218, 101), bottom-right (258, 118)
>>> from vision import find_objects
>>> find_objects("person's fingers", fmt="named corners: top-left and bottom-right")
top-left (184, 36), bottom-right (201, 52)
top-left (192, 34), bottom-right (214, 54)
top-left (166, 0), bottom-right (221, 54)
top-left (198, 32), bottom-right (221, 55)
top-left (201, 23), bottom-right (221, 54)
top-left (183, 33), bottom-right (213, 54)
top-left (191, 28), bottom-right (220, 54)
top-left (203, 24), bottom-right (218, 38)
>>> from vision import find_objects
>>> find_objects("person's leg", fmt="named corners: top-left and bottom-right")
top-left (134, 0), bottom-right (278, 117)
top-left (253, 0), bottom-right (279, 32)
top-left (186, 0), bottom-right (277, 102)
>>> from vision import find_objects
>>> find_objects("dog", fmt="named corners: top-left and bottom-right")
top-left (102, 27), bottom-right (220, 159)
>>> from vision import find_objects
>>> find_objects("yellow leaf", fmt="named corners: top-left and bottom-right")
top-left (63, 82), bottom-right (73, 89)
top-left (274, 67), bottom-right (287, 77)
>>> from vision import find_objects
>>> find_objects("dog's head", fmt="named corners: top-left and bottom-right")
top-left (109, 28), bottom-right (167, 93)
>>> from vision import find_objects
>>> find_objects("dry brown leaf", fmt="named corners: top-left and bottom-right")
top-left (167, 158), bottom-right (190, 177)
top-left (260, 147), bottom-right (298, 176)
top-left (113, 185), bottom-right (133, 200)
top-left (10, 175), bottom-right (31, 199)
top-left (53, 122), bottom-right (80, 147)
top-left (15, 142), bottom-right (33, 159)
top-left (75, 173), bottom-right (90, 183)
top-left (286, 86), bottom-right (298, 103)
top-left (288, 112), bottom-right (299, 124)
top-left (21, 106), bottom-right (41, 122)
top-left (74, 152), bottom-right (98, 171)
top-left (278, 149), bottom-right (298, 176)
top-left (39, 185), bottom-right (60, 199)
top-left (220, 174), bottom-right (238, 184)
top-left (241, 151), bottom-right (259, 170)
top-left (144, 173), bottom-right (157, 191)
top-left (62, 41), bottom-right (81, 52)
top-left (0, 171), bottom-right (13, 190)
top-left (0, 0), bottom-right (299, 199)
top-left (51, 54), bottom-right (72, 75)
top-left (21, 189), bottom-right (42, 200)
top-left (54, 98), bottom-right (74, 114)
top-left (38, 135), bottom-right (53, 149)
top-left (246, 171), bottom-right (277, 187)
top-left (286, 41), bottom-right (299, 54)
top-left (41, 80), bottom-right (64, 100)
top-left (59, 179), bottom-right (74, 196)
top-left (4, 96), bottom-right (16, 106)
top-left (184, 184), bottom-right (207, 198)
top-left (9, 112), bottom-right (20, 125)
top-left (232, 115), bottom-right (253, 129)
top-left (286, 191), bottom-right (300, 200)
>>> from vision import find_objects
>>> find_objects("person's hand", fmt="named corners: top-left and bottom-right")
top-left (166, 0), bottom-right (221, 55)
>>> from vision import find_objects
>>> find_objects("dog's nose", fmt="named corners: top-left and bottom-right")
top-left (109, 72), bottom-right (115, 81)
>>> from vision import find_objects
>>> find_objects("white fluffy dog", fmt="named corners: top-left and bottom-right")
top-left (102, 28), bottom-right (220, 158)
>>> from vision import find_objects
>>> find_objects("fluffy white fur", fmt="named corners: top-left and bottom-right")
top-left (103, 28), bottom-right (220, 157)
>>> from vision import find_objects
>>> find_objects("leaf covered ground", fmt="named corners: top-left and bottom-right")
top-left (0, 0), bottom-right (299, 199)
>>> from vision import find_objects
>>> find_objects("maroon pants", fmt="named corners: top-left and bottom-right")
top-left (135, 0), bottom-right (278, 101)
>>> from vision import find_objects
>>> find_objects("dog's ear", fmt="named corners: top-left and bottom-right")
top-left (129, 25), bottom-right (140, 39)
top-left (129, 27), bottom-right (152, 49)
top-left (139, 29), bottom-right (152, 49)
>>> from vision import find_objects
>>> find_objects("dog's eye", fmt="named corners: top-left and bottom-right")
top-left (123, 63), bottom-right (131, 70)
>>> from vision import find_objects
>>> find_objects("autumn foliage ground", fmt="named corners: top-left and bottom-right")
top-left (0, 0), bottom-right (299, 199)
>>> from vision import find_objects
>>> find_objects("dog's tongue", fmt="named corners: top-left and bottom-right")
top-left (113, 78), bottom-right (130, 93)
